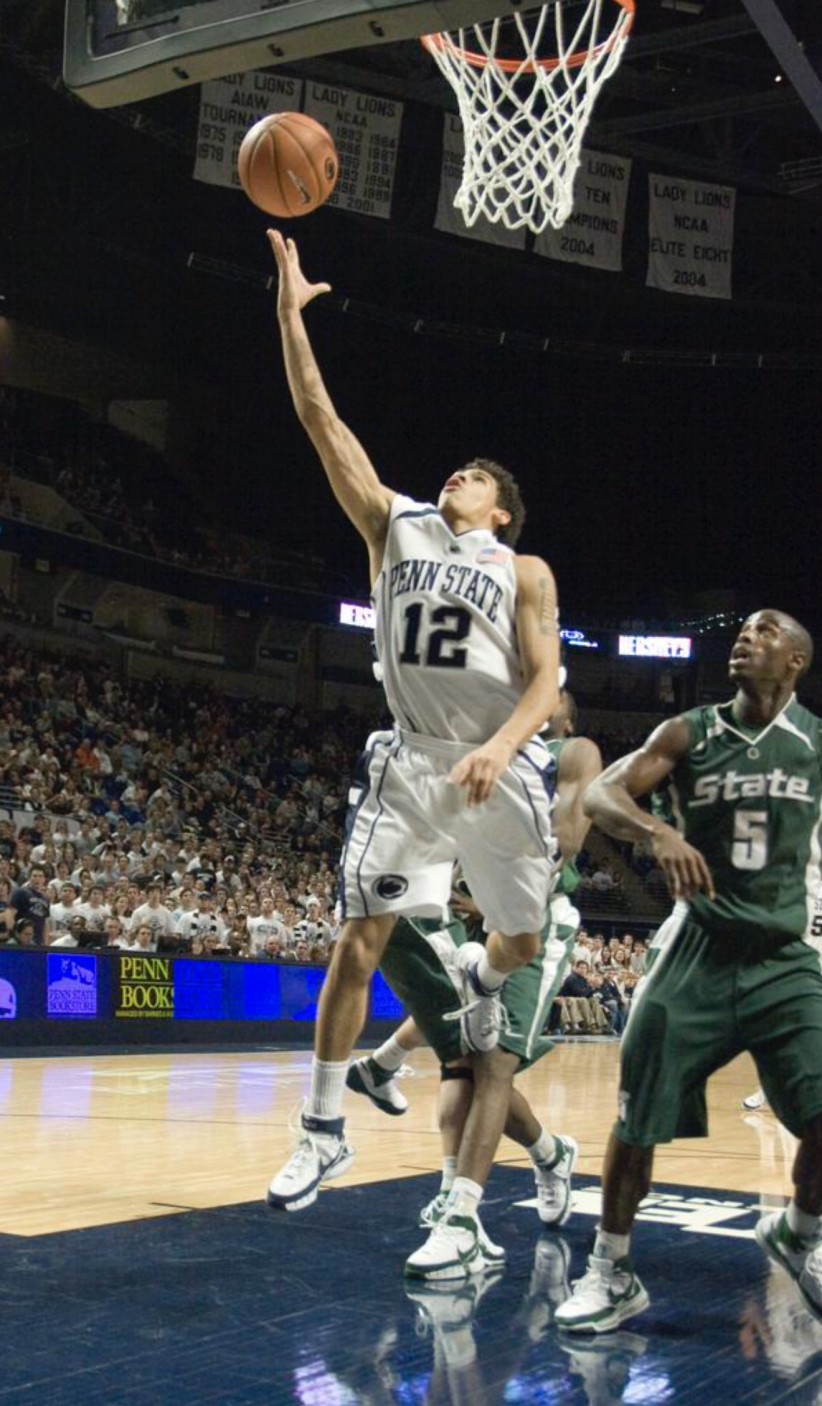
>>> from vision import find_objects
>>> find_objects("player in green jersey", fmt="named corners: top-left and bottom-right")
top-left (555, 609), bottom-right (822, 1334)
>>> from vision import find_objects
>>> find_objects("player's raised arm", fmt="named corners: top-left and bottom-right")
top-left (583, 717), bottom-right (715, 901)
top-left (449, 556), bottom-right (560, 806)
top-left (268, 230), bottom-right (394, 566)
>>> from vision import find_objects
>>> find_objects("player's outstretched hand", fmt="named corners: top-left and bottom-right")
top-left (449, 739), bottom-right (511, 807)
top-left (267, 230), bottom-right (331, 315)
top-left (651, 826), bottom-right (715, 902)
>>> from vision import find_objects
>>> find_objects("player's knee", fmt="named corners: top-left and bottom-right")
top-left (331, 922), bottom-right (386, 984)
top-left (472, 1046), bottom-right (518, 1087)
top-left (497, 930), bottom-right (540, 966)
top-left (441, 1064), bottom-right (474, 1084)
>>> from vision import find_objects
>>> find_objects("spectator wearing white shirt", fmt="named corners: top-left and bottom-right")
top-left (77, 885), bottom-right (111, 934)
top-left (49, 882), bottom-right (82, 938)
top-left (247, 895), bottom-right (289, 956)
top-left (129, 881), bottom-right (176, 945)
top-left (102, 916), bottom-right (130, 950)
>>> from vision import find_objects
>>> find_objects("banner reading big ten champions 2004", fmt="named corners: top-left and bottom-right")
top-left (535, 149), bottom-right (632, 271)
top-left (647, 174), bottom-right (735, 300)
top-left (194, 73), bottom-right (403, 221)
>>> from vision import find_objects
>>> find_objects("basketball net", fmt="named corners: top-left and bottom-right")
top-left (422, 0), bottom-right (635, 235)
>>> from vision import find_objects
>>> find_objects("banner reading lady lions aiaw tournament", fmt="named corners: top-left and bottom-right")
top-left (194, 72), bottom-right (305, 190)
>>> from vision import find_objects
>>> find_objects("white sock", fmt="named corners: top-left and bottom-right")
top-left (448, 1175), bottom-right (484, 1218)
top-left (475, 952), bottom-right (507, 993)
top-left (786, 1201), bottom-right (822, 1244)
top-left (594, 1227), bottom-right (631, 1264)
top-left (370, 1034), bottom-right (408, 1073)
top-left (306, 1059), bottom-right (349, 1123)
top-left (527, 1131), bottom-right (559, 1167)
top-left (440, 1155), bottom-right (457, 1192)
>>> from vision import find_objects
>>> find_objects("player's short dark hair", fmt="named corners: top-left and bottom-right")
top-left (464, 458), bottom-right (526, 547)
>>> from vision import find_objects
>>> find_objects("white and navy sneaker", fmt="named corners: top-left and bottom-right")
top-left (346, 1057), bottom-right (409, 1116)
top-left (405, 1208), bottom-right (506, 1281)
top-left (534, 1134), bottom-right (578, 1227)
top-left (742, 1088), bottom-right (769, 1111)
top-left (267, 1114), bottom-right (355, 1212)
top-left (554, 1253), bottom-right (650, 1333)
top-left (756, 1210), bottom-right (822, 1320)
top-left (443, 942), bottom-right (506, 1054)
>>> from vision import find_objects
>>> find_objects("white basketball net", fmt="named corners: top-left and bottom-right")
top-left (422, 0), bottom-right (634, 234)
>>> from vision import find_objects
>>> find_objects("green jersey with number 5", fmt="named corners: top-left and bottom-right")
top-left (667, 697), bottom-right (822, 942)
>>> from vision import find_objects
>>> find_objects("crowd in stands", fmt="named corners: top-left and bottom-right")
top-left (552, 930), bottom-right (648, 1037)
top-left (0, 632), bottom-right (381, 963)
top-left (0, 622), bottom-right (669, 996)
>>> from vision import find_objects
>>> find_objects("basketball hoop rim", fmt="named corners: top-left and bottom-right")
top-left (421, 0), bottom-right (635, 75)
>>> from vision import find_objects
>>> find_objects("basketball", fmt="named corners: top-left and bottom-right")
top-left (237, 112), bottom-right (339, 219)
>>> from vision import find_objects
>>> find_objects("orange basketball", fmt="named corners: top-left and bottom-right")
top-left (237, 112), bottom-right (339, 219)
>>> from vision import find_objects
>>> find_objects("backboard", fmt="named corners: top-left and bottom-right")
top-left (64, 0), bottom-right (518, 106)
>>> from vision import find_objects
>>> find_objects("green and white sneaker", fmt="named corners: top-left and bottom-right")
top-left (346, 1057), bottom-right (409, 1116)
top-left (534, 1135), bottom-right (578, 1227)
top-left (405, 1209), bottom-right (506, 1282)
top-left (554, 1253), bottom-right (650, 1333)
top-left (756, 1210), bottom-right (822, 1319)
top-left (419, 1189), bottom-right (451, 1228)
top-left (417, 1191), bottom-right (503, 1261)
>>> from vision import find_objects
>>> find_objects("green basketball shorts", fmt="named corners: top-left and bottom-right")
top-left (380, 898), bottom-right (578, 1070)
top-left (616, 904), bottom-right (822, 1145)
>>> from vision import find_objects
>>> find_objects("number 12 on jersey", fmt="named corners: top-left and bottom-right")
top-left (399, 604), bottom-right (471, 669)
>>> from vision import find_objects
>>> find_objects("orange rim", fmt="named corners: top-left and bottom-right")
top-left (421, 0), bottom-right (635, 75)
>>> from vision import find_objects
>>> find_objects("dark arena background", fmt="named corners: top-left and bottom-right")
top-left (1, 1), bottom-right (822, 1402)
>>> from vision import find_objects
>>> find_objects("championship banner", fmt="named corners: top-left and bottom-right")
top-left (194, 72), bottom-right (305, 190)
top-left (535, 149), bottom-right (631, 270)
top-left (304, 81), bottom-right (403, 220)
top-left (435, 115), bottom-right (527, 250)
top-left (647, 174), bottom-right (736, 300)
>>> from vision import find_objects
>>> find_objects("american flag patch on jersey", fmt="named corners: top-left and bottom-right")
top-left (475, 546), bottom-right (509, 566)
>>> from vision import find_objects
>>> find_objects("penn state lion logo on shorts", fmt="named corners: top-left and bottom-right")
top-left (373, 874), bottom-right (409, 901)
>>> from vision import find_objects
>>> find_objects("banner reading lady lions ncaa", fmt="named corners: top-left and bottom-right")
top-left (647, 174), bottom-right (736, 300)
top-left (304, 81), bottom-right (403, 221)
top-left (535, 149), bottom-right (631, 271)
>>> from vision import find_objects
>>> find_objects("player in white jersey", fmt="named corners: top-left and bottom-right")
top-left (265, 232), bottom-right (561, 1235)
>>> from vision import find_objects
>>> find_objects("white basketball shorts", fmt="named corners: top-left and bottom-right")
top-left (339, 728), bottom-right (555, 936)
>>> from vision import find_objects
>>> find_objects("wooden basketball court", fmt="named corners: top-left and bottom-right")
top-left (2, 1040), bottom-right (814, 1405)
top-left (1, 1041), bottom-right (789, 1239)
